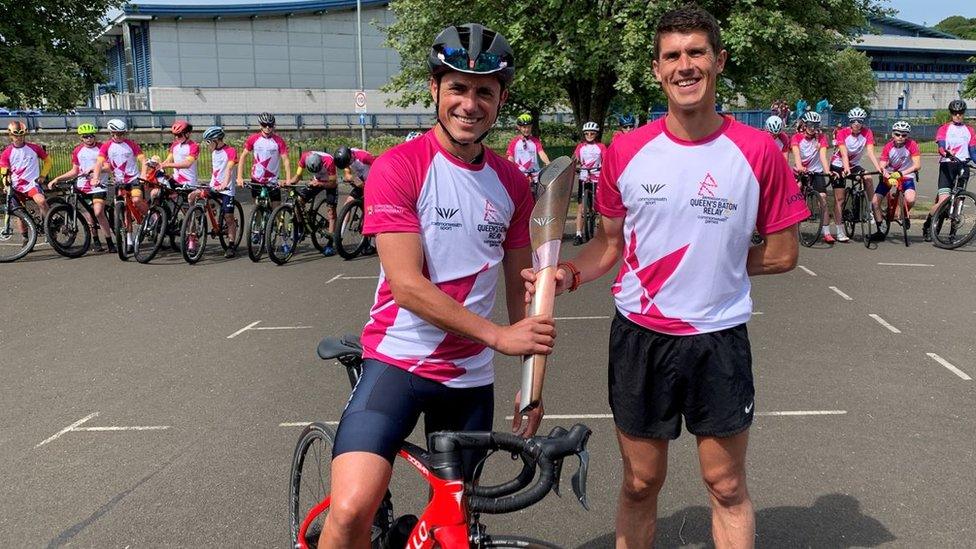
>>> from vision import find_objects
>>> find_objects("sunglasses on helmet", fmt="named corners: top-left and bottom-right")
top-left (438, 46), bottom-right (509, 74)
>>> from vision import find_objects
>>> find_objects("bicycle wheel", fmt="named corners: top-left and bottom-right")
top-left (932, 191), bottom-right (976, 249)
top-left (168, 202), bottom-right (186, 251)
top-left (798, 189), bottom-right (823, 247)
top-left (135, 205), bottom-right (168, 263)
top-left (217, 199), bottom-right (245, 251)
top-left (899, 194), bottom-right (910, 247)
top-left (583, 187), bottom-right (596, 242)
top-left (0, 208), bottom-right (37, 262)
top-left (247, 206), bottom-right (269, 262)
top-left (334, 200), bottom-right (367, 260)
top-left (289, 422), bottom-right (335, 549)
top-left (267, 204), bottom-right (298, 265)
top-left (310, 199), bottom-right (334, 252)
top-left (858, 192), bottom-right (871, 248)
top-left (842, 191), bottom-right (856, 238)
top-left (181, 204), bottom-right (208, 264)
top-left (479, 535), bottom-right (561, 548)
top-left (114, 201), bottom-right (130, 261)
top-left (45, 202), bottom-right (91, 258)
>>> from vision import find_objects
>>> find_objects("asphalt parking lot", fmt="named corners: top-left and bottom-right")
top-left (2, 164), bottom-right (974, 547)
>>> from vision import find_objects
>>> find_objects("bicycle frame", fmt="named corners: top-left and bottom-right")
top-left (115, 187), bottom-right (144, 231)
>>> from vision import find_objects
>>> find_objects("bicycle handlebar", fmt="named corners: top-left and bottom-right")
top-left (943, 152), bottom-right (976, 168)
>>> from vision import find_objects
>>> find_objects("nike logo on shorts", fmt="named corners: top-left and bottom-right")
top-left (744, 402), bottom-right (754, 414)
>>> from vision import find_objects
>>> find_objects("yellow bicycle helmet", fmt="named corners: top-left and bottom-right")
top-left (77, 123), bottom-right (98, 136)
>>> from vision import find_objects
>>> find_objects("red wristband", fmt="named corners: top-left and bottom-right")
top-left (558, 261), bottom-right (582, 292)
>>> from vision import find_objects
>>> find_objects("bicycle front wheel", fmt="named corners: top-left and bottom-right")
top-left (310, 199), bottom-right (334, 252)
top-left (583, 188), bottom-right (596, 242)
top-left (267, 204), bottom-right (298, 265)
top-left (247, 206), bottom-right (269, 262)
top-left (114, 201), bottom-right (130, 261)
top-left (181, 205), bottom-right (208, 264)
top-left (289, 422), bottom-right (335, 549)
top-left (135, 205), bottom-right (168, 263)
top-left (842, 191), bottom-right (856, 238)
top-left (858, 192), bottom-right (871, 248)
top-left (932, 191), bottom-right (976, 249)
top-left (479, 535), bottom-right (561, 548)
top-left (0, 208), bottom-right (37, 262)
top-left (798, 189), bottom-right (823, 247)
top-left (334, 200), bottom-right (367, 260)
top-left (45, 202), bottom-right (91, 258)
top-left (899, 194), bottom-right (910, 247)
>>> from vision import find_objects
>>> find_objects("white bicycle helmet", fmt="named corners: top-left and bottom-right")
top-left (801, 111), bottom-right (822, 126)
top-left (764, 115), bottom-right (784, 134)
top-left (107, 118), bottom-right (127, 132)
top-left (891, 120), bottom-right (912, 134)
top-left (848, 107), bottom-right (867, 121)
top-left (582, 121), bottom-right (600, 132)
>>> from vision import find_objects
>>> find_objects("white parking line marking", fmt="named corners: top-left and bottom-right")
top-left (325, 274), bottom-right (344, 284)
top-left (926, 353), bottom-right (972, 381)
top-left (503, 410), bottom-right (847, 420)
top-left (279, 421), bottom-right (339, 427)
top-left (752, 312), bottom-right (764, 315)
top-left (36, 412), bottom-right (99, 448)
top-left (227, 321), bottom-right (261, 339)
top-left (869, 314), bottom-right (901, 333)
top-left (798, 265), bottom-right (817, 277)
top-left (253, 326), bottom-right (313, 331)
top-left (75, 426), bottom-right (170, 432)
top-left (828, 286), bottom-right (853, 301)
top-left (340, 276), bottom-right (379, 280)
top-left (877, 262), bottom-right (934, 267)
top-left (554, 316), bottom-right (610, 320)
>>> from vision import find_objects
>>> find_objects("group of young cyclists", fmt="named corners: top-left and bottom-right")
top-left (1, 113), bottom-right (375, 260)
top-left (763, 98), bottom-right (974, 243)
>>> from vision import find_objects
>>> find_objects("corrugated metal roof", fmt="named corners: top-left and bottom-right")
top-left (854, 34), bottom-right (976, 54)
top-left (867, 15), bottom-right (959, 39)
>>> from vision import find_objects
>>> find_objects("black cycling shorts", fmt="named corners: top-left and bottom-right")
top-left (298, 185), bottom-right (337, 206)
top-left (250, 186), bottom-right (281, 202)
top-left (349, 186), bottom-right (364, 201)
top-left (808, 173), bottom-right (830, 193)
top-left (608, 312), bottom-right (755, 440)
top-left (577, 180), bottom-right (595, 204)
top-left (938, 161), bottom-right (969, 193)
top-left (333, 359), bottom-right (494, 477)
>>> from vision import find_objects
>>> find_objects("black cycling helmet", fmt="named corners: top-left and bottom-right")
top-left (428, 23), bottom-right (515, 86)
top-left (949, 99), bottom-right (967, 114)
top-left (304, 153), bottom-right (323, 173)
top-left (333, 147), bottom-right (352, 170)
top-left (258, 112), bottom-right (276, 126)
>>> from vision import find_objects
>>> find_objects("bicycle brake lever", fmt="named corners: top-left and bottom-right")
top-left (551, 457), bottom-right (564, 497)
top-left (571, 449), bottom-right (590, 510)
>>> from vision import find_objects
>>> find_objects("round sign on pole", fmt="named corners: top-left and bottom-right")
top-left (355, 91), bottom-right (367, 113)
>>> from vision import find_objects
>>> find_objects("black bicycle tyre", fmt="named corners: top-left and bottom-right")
top-left (479, 535), bottom-right (562, 548)
top-left (899, 194), bottom-right (910, 247)
top-left (247, 206), bottom-right (269, 262)
top-left (167, 200), bottom-right (186, 251)
top-left (135, 205), bottom-right (168, 263)
top-left (267, 204), bottom-right (298, 265)
top-left (583, 187), bottom-right (596, 242)
top-left (114, 201), bottom-right (130, 261)
top-left (334, 200), bottom-right (367, 260)
top-left (217, 198), bottom-right (245, 251)
top-left (289, 422), bottom-right (336, 549)
top-left (45, 202), bottom-right (91, 258)
top-left (932, 191), bottom-right (976, 249)
top-left (799, 189), bottom-right (823, 247)
top-left (310, 199), bottom-right (335, 252)
top-left (180, 204), bottom-right (208, 264)
top-left (0, 208), bottom-right (37, 262)
top-left (842, 191), bottom-right (856, 238)
top-left (858, 191), bottom-right (871, 248)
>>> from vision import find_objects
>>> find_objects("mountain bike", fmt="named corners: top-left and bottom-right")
top-left (265, 184), bottom-right (331, 265)
top-left (0, 179), bottom-right (38, 262)
top-left (795, 171), bottom-right (825, 247)
top-left (44, 179), bottom-right (108, 258)
top-left (875, 173), bottom-right (912, 247)
top-left (245, 182), bottom-right (277, 262)
top-left (839, 170), bottom-right (880, 248)
top-left (333, 195), bottom-right (370, 260)
top-left (931, 156), bottom-right (976, 250)
top-left (290, 335), bottom-right (592, 549)
top-left (180, 188), bottom-right (244, 264)
top-left (577, 168), bottom-right (598, 243)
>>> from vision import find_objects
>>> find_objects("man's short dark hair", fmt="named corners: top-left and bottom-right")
top-left (653, 6), bottom-right (723, 60)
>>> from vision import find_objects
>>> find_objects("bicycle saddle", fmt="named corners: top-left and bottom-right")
top-left (316, 334), bottom-right (363, 360)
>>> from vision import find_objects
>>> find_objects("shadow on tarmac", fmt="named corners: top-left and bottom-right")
top-left (576, 494), bottom-right (895, 548)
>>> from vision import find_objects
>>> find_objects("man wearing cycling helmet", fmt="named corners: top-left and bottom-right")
top-left (190, 126), bottom-right (239, 258)
top-left (827, 107), bottom-right (884, 242)
top-left (47, 123), bottom-right (114, 252)
top-left (792, 111), bottom-right (837, 242)
top-left (924, 99), bottom-right (976, 241)
top-left (333, 145), bottom-right (377, 253)
top-left (236, 112), bottom-right (289, 204)
top-left (764, 115), bottom-right (790, 160)
top-left (92, 119), bottom-right (149, 245)
top-left (506, 112), bottom-right (550, 189)
top-left (869, 120), bottom-right (922, 242)
top-left (321, 23), bottom-right (551, 548)
top-left (613, 113), bottom-right (637, 140)
top-left (524, 8), bottom-right (806, 546)
top-left (573, 121), bottom-right (607, 245)
top-left (1, 121), bottom-right (54, 240)
top-left (290, 150), bottom-right (337, 256)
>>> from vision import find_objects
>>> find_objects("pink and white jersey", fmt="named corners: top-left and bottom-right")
top-left (830, 127), bottom-right (874, 167)
top-left (791, 133), bottom-right (829, 173)
top-left (346, 148), bottom-right (375, 181)
top-left (507, 135), bottom-right (545, 174)
top-left (772, 132), bottom-right (790, 154)
top-left (71, 143), bottom-right (108, 193)
top-left (596, 116), bottom-right (809, 336)
top-left (881, 140), bottom-right (920, 179)
top-left (361, 130), bottom-right (533, 388)
top-left (243, 133), bottom-right (288, 184)
top-left (0, 143), bottom-right (47, 192)
top-left (936, 123), bottom-right (976, 162)
top-left (574, 141), bottom-right (608, 182)
top-left (209, 145), bottom-right (238, 195)
top-left (169, 139), bottom-right (200, 186)
top-left (98, 139), bottom-right (143, 185)
top-left (299, 150), bottom-right (337, 182)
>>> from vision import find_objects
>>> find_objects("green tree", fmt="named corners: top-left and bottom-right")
top-left (964, 65), bottom-right (976, 101)
top-left (934, 16), bottom-right (976, 39)
top-left (0, 0), bottom-right (122, 110)
top-left (381, 0), bottom-right (889, 131)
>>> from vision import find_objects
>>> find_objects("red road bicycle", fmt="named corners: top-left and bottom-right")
top-left (112, 183), bottom-right (145, 261)
top-left (290, 335), bottom-right (592, 548)
top-left (875, 172), bottom-right (911, 247)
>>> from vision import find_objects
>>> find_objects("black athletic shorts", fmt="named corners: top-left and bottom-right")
top-left (333, 359), bottom-right (494, 477)
top-left (298, 185), bottom-right (338, 206)
top-left (938, 161), bottom-right (969, 194)
top-left (349, 185), bottom-right (364, 201)
top-left (809, 173), bottom-right (830, 193)
top-left (608, 312), bottom-right (755, 439)
top-left (577, 180), bottom-right (595, 204)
